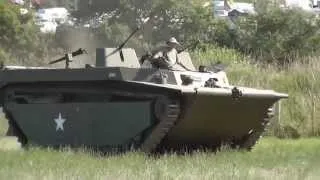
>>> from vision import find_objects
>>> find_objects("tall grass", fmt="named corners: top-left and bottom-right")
top-left (191, 46), bottom-right (320, 137)
top-left (1, 138), bottom-right (320, 180)
top-left (0, 113), bottom-right (7, 136)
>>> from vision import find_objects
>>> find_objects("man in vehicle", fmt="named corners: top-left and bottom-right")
top-left (148, 37), bottom-right (183, 70)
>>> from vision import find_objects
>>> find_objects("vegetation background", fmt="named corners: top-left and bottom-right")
top-left (0, 1), bottom-right (320, 179)
top-left (0, 0), bottom-right (319, 138)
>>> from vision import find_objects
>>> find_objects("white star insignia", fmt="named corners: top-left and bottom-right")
top-left (54, 113), bottom-right (66, 131)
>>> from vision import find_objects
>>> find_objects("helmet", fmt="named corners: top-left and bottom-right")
top-left (166, 37), bottom-right (181, 46)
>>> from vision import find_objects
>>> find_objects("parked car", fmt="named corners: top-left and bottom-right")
top-left (35, 16), bottom-right (57, 33)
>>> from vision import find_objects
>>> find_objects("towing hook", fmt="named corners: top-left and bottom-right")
top-left (231, 87), bottom-right (242, 100)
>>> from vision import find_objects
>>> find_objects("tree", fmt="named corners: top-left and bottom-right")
top-left (232, 7), bottom-right (320, 64)
top-left (54, 0), bottom-right (216, 57)
top-left (0, 3), bottom-right (59, 65)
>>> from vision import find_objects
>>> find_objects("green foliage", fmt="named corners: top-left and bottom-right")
top-left (79, 0), bottom-right (320, 65)
top-left (0, 49), bottom-right (9, 63)
top-left (0, 4), bottom-right (59, 66)
top-left (191, 43), bottom-right (249, 66)
top-left (232, 7), bottom-right (320, 64)
top-left (49, 0), bottom-right (220, 58)
top-left (0, 4), bottom-right (33, 49)
top-left (70, 0), bottom-right (216, 47)
top-left (36, 0), bottom-right (320, 65)
top-left (110, 0), bottom-right (214, 45)
top-left (54, 0), bottom-right (320, 66)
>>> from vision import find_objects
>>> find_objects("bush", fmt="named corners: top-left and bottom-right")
top-left (0, 3), bottom-right (60, 66)
top-left (22, 0), bottom-right (320, 66)
top-left (215, 6), bottom-right (320, 65)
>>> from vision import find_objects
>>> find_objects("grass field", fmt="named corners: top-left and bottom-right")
top-left (1, 115), bottom-right (320, 180)
top-left (0, 137), bottom-right (320, 180)
top-left (1, 118), bottom-right (320, 180)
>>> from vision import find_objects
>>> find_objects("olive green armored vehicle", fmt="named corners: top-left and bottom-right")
top-left (1, 44), bottom-right (288, 153)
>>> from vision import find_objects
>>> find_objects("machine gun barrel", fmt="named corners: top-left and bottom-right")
top-left (105, 15), bottom-right (153, 59)
top-left (49, 48), bottom-right (87, 65)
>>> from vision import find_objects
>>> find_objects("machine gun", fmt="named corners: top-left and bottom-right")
top-left (49, 48), bottom-right (87, 68)
top-left (140, 39), bottom-right (200, 66)
top-left (105, 14), bottom-right (154, 61)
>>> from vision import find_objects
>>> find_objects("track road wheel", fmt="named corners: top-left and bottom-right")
top-left (141, 96), bottom-right (180, 154)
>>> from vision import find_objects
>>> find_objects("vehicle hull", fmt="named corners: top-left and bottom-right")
top-left (161, 87), bottom-right (284, 151)
top-left (0, 67), bottom-right (288, 153)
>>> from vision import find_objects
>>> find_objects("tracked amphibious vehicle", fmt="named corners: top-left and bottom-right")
top-left (1, 15), bottom-right (288, 153)
top-left (1, 44), bottom-right (288, 153)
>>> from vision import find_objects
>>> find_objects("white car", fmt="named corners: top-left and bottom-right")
top-left (39, 21), bottom-right (57, 34)
top-left (231, 2), bottom-right (256, 14)
top-left (35, 17), bottom-right (58, 34)
top-left (36, 7), bottom-right (70, 24)
top-left (213, 0), bottom-right (229, 18)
